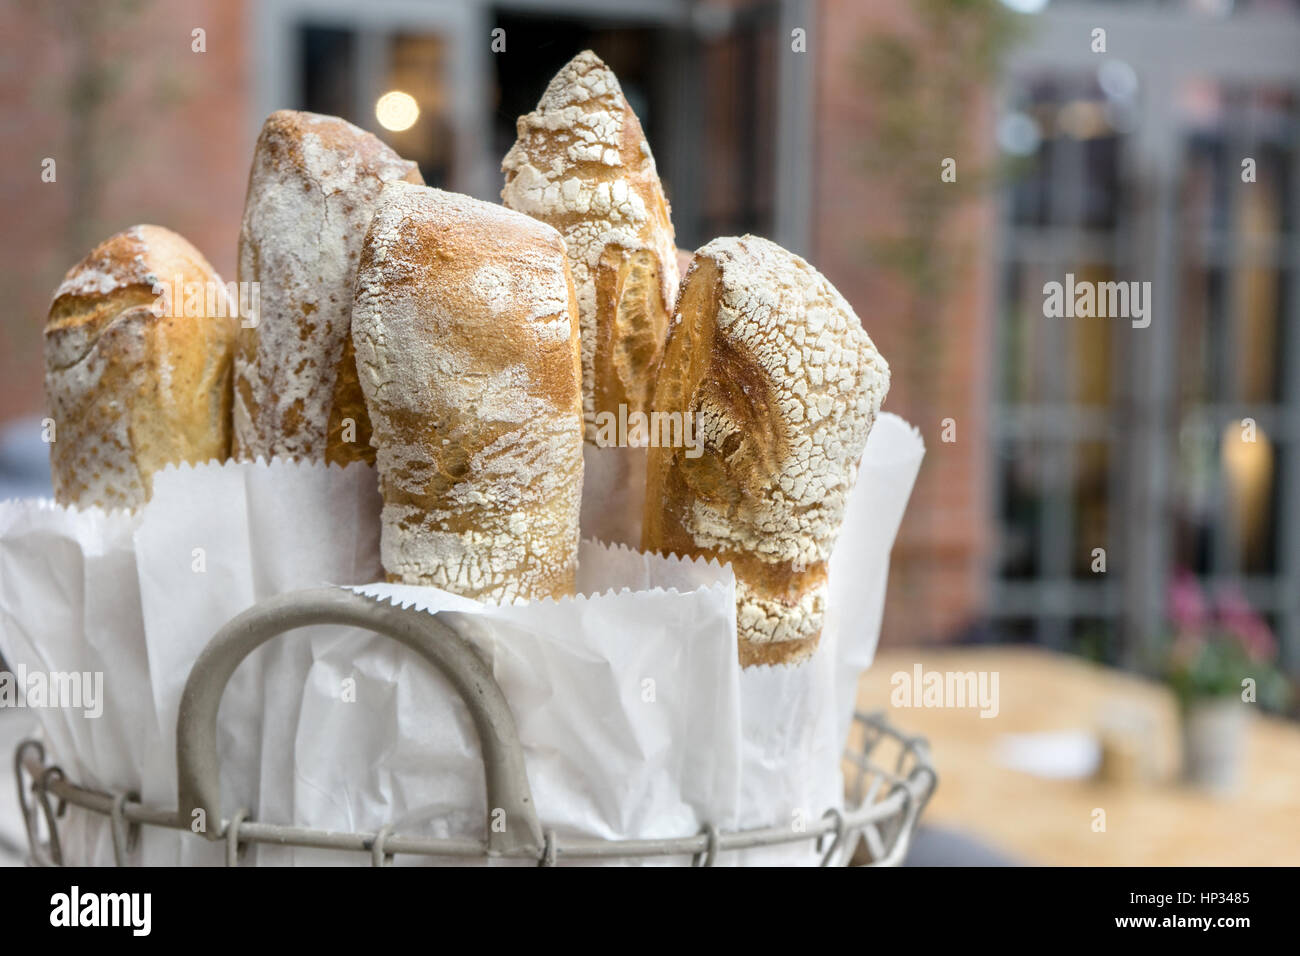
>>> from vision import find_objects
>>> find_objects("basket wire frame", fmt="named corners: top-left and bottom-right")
top-left (12, 588), bottom-right (936, 867)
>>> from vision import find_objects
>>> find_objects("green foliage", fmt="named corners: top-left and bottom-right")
top-left (854, 0), bottom-right (1023, 379)
top-left (1163, 630), bottom-right (1291, 712)
top-left (24, 0), bottom-right (168, 257)
top-left (1156, 574), bottom-right (1293, 713)
top-left (1073, 623), bottom-right (1120, 667)
top-left (852, 1), bottom-right (1023, 641)
top-left (856, 0), bottom-right (1022, 202)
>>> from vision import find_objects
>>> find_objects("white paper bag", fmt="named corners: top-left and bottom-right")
top-left (0, 412), bottom-right (922, 866)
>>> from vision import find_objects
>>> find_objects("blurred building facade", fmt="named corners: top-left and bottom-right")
top-left (2, 0), bottom-right (1299, 680)
top-left (992, 5), bottom-right (1300, 677)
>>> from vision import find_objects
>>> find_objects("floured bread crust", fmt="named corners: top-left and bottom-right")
top-left (44, 225), bottom-right (239, 510)
top-left (502, 50), bottom-right (678, 441)
top-left (642, 235), bottom-right (890, 667)
top-left (234, 109), bottom-right (423, 465)
top-left (352, 183), bottom-right (584, 602)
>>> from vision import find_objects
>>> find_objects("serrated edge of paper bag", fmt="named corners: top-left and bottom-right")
top-left (866, 411), bottom-right (926, 465)
top-left (0, 493), bottom-right (138, 520)
top-left (348, 575), bottom-right (736, 613)
top-left (0, 456), bottom-right (379, 518)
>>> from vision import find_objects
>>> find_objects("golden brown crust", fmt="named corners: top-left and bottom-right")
top-left (501, 51), bottom-right (678, 441)
top-left (233, 109), bottom-right (423, 466)
top-left (738, 633), bottom-right (822, 668)
top-left (352, 183), bottom-right (584, 602)
top-left (44, 225), bottom-right (239, 509)
top-left (643, 236), bottom-right (890, 667)
top-left (325, 333), bottom-right (374, 465)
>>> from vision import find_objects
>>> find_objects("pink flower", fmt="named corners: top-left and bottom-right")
top-left (1168, 571), bottom-right (1209, 635)
top-left (1215, 585), bottom-right (1276, 661)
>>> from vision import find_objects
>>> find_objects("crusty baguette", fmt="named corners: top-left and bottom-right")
top-left (642, 235), bottom-right (890, 666)
top-left (502, 50), bottom-right (678, 443)
top-left (233, 109), bottom-right (422, 465)
top-left (352, 182), bottom-right (584, 601)
top-left (44, 225), bottom-right (239, 510)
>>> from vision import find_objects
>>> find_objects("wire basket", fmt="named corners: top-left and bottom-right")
top-left (12, 588), bottom-right (936, 866)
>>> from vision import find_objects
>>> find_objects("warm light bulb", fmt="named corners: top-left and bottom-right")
top-left (375, 90), bottom-right (419, 132)
top-left (1222, 419), bottom-right (1274, 560)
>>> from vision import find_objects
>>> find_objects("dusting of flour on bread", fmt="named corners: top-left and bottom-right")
top-left (44, 226), bottom-right (238, 510)
top-left (688, 235), bottom-right (889, 563)
top-left (352, 182), bottom-right (584, 602)
top-left (233, 110), bottom-right (422, 465)
top-left (501, 50), bottom-right (678, 439)
top-left (643, 234), bottom-right (890, 664)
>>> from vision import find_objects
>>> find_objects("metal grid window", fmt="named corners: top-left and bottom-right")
top-left (991, 6), bottom-right (1300, 673)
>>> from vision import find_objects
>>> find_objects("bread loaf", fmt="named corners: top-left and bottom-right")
top-left (502, 50), bottom-right (678, 443)
top-left (642, 236), bottom-right (890, 666)
top-left (352, 182), bottom-right (585, 602)
top-left (233, 109), bottom-right (422, 465)
top-left (44, 225), bottom-right (239, 510)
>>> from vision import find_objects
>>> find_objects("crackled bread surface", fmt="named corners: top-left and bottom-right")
top-left (643, 235), bottom-right (890, 666)
top-left (501, 50), bottom-right (678, 441)
top-left (233, 109), bottom-right (423, 466)
top-left (352, 183), bottom-right (584, 602)
top-left (44, 225), bottom-right (239, 510)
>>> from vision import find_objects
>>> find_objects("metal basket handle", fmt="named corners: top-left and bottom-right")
top-left (175, 587), bottom-right (543, 857)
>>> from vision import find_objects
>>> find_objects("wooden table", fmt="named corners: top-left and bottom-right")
top-left (854, 646), bottom-right (1300, 866)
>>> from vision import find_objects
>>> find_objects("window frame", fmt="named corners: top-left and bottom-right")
top-left (990, 5), bottom-right (1300, 669)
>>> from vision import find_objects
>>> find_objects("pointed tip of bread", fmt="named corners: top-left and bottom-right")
top-left (534, 48), bottom-right (624, 111)
top-left (570, 48), bottom-right (606, 69)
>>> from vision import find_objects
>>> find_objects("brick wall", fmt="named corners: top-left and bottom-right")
top-left (0, 0), bottom-right (251, 421)
top-left (812, 0), bottom-right (997, 645)
top-left (0, 0), bottom-right (996, 647)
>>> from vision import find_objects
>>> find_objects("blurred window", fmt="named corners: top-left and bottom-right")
top-left (1173, 83), bottom-right (1296, 584)
top-left (273, 3), bottom-right (786, 249)
top-left (990, 6), bottom-right (1300, 671)
top-left (993, 73), bottom-right (1128, 653)
top-left (489, 6), bottom-right (781, 248)
top-left (295, 23), bottom-right (455, 187)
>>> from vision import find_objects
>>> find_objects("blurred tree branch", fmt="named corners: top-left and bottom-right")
top-left (857, 0), bottom-right (1019, 370)
top-left (855, 0), bottom-right (1022, 641)
top-left (26, 0), bottom-right (182, 261)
